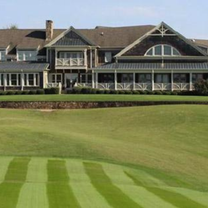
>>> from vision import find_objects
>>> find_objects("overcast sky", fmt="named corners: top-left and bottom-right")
top-left (1, 0), bottom-right (207, 39)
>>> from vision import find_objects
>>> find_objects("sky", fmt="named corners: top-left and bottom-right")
top-left (1, 0), bottom-right (208, 39)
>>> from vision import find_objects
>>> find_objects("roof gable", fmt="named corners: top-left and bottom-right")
top-left (115, 22), bottom-right (207, 57)
top-left (45, 27), bottom-right (96, 47)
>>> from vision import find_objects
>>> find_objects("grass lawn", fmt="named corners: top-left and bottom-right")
top-left (0, 106), bottom-right (208, 207)
top-left (0, 94), bottom-right (208, 102)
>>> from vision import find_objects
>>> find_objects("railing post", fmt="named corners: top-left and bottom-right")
top-left (190, 72), bottom-right (193, 91)
top-left (152, 70), bottom-right (154, 91)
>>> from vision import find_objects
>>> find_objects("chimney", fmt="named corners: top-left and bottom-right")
top-left (46, 20), bottom-right (53, 41)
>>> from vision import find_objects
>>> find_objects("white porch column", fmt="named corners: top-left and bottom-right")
top-left (133, 73), bottom-right (136, 90)
top-left (3, 72), bottom-right (6, 91)
top-left (95, 72), bottom-right (98, 89)
top-left (84, 49), bottom-right (87, 67)
top-left (114, 70), bottom-right (117, 90)
top-left (55, 49), bottom-right (58, 66)
top-left (90, 49), bottom-right (93, 69)
top-left (92, 71), bottom-right (95, 88)
top-left (94, 49), bottom-right (97, 67)
top-left (152, 70), bottom-right (154, 91)
top-left (171, 70), bottom-right (174, 92)
top-left (190, 72), bottom-right (193, 91)
top-left (21, 71), bottom-right (24, 91)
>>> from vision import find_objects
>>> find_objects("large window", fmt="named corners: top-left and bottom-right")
top-left (118, 74), bottom-right (133, 83)
top-left (18, 50), bottom-right (37, 61)
top-left (145, 44), bottom-right (181, 56)
top-left (192, 74), bottom-right (204, 83)
top-left (137, 74), bottom-right (151, 83)
top-left (155, 74), bottom-right (171, 83)
top-left (173, 74), bottom-right (189, 83)
top-left (51, 74), bottom-right (62, 84)
top-left (98, 73), bottom-right (114, 83)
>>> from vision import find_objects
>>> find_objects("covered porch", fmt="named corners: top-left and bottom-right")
top-left (85, 62), bottom-right (208, 91)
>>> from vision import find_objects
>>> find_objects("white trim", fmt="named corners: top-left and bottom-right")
top-left (145, 44), bottom-right (181, 56)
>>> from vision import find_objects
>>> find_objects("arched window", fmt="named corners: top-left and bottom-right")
top-left (145, 44), bottom-right (181, 56)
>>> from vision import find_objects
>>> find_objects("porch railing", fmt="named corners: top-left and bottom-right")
top-left (56, 58), bottom-right (85, 66)
top-left (154, 83), bottom-right (171, 91)
top-left (173, 83), bottom-right (190, 91)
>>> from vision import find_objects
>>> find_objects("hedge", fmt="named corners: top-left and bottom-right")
top-left (0, 88), bottom-right (59, 96)
top-left (67, 87), bottom-right (202, 96)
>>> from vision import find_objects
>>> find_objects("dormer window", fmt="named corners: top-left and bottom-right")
top-left (0, 51), bottom-right (6, 61)
top-left (17, 50), bottom-right (37, 61)
top-left (145, 44), bottom-right (181, 56)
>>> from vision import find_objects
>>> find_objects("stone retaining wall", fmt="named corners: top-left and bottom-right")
top-left (0, 101), bottom-right (208, 109)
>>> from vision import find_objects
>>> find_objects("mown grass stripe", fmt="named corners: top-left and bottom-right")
top-left (127, 173), bottom-right (207, 208)
top-left (47, 160), bottom-right (81, 208)
top-left (103, 164), bottom-right (176, 208)
top-left (0, 157), bottom-right (30, 208)
top-left (84, 162), bottom-right (141, 208)
top-left (4, 158), bottom-right (30, 182)
top-left (16, 184), bottom-right (48, 208)
top-left (66, 160), bottom-right (112, 208)
top-left (26, 158), bottom-right (48, 183)
top-left (162, 187), bottom-right (208, 208)
top-left (0, 157), bottom-right (13, 182)
top-left (16, 158), bottom-right (48, 208)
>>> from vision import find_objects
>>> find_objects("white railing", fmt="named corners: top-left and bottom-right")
top-left (173, 83), bottom-right (190, 91)
top-left (117, 83), bottom-right (133, 90)
top-left (56, 58), bottom-right (85, 66)
top-left (154, 83), bottom-right (171, 91)
top-left (97, 83), bottom-right (115, 90)
top-left (135, 83), bottom-right (152, 91)
top-left (77, 83), bottom-right (92, 88)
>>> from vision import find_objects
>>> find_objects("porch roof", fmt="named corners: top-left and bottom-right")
top-left (94, 62), bottom-right (208, 70)
top-left (0, 62), bottom-right (49, 72)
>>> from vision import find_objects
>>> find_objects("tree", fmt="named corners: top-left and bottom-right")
top-left (4, 24), bottom-right (18, 29)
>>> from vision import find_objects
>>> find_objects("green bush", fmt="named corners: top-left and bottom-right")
top-left (132, 91), bottom-right (140, 94)
top-left (6, 91), bottom-right (15, 95)
top-left (194, 79), bottom-right (208, 95)
top-left (44, 88), bottom-right (60, 95)
top-left (15, 91), bottom-right (22, 95)
top-left (36, 89), bottom-right (45, 95)
top-left (153, 91), bottom-right (162, 95)
top-left (22, 91), bottom-right (29, 95)
top-left (29, 90), bottom-right (37, 95)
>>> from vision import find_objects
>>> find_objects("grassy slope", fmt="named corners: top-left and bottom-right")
top-left (1, 94), bottom-right (208, 101)
top-left (0, 106), bottom-right (208, 192)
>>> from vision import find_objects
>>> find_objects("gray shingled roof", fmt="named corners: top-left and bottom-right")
top-left (0, 62), bottom-right (49, 72)
top-left (95, 62), bottom-right (208, 70)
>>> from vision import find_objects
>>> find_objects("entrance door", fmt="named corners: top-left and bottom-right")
top-left (65, 73), bottom-right (78, 89)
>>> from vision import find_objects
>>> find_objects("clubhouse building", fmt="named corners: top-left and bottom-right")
top-left (0, 20), bottom-right (208, 91)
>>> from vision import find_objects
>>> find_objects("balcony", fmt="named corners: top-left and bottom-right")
top-left (56, 58), bottom-right (86, 68)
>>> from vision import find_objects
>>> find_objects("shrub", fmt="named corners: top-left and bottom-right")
top-left (132, 91), bottom-right (140, 95)
top-left (22, 91), bottom-right (29, 95)
top-left (194, 79), bottom-right (208, 95)
top-left (124, 91), bottom-right (132, 94)
top-left (104, 90), bottom-right (110, 94)
top-left (45, 87), bottom-right (60, 95)
top-left (96, 90), bottom-right (105, 94)
top-left (118, 90), bottom-right (125, 94)
top-left (163, 91), bottom-right (172, 95)
top-left (15, 91), bottom-right (22, 95)
top-left (36, 89), bottom-right (45, 95)
top-left (0, 91), bottom-right (7, 95)
top-left (6, 91), bottom-right (15, 95)
top-left (29, 90), bottom-right (37, 95)
top-left (154, 91), bottom-right (163, 95)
